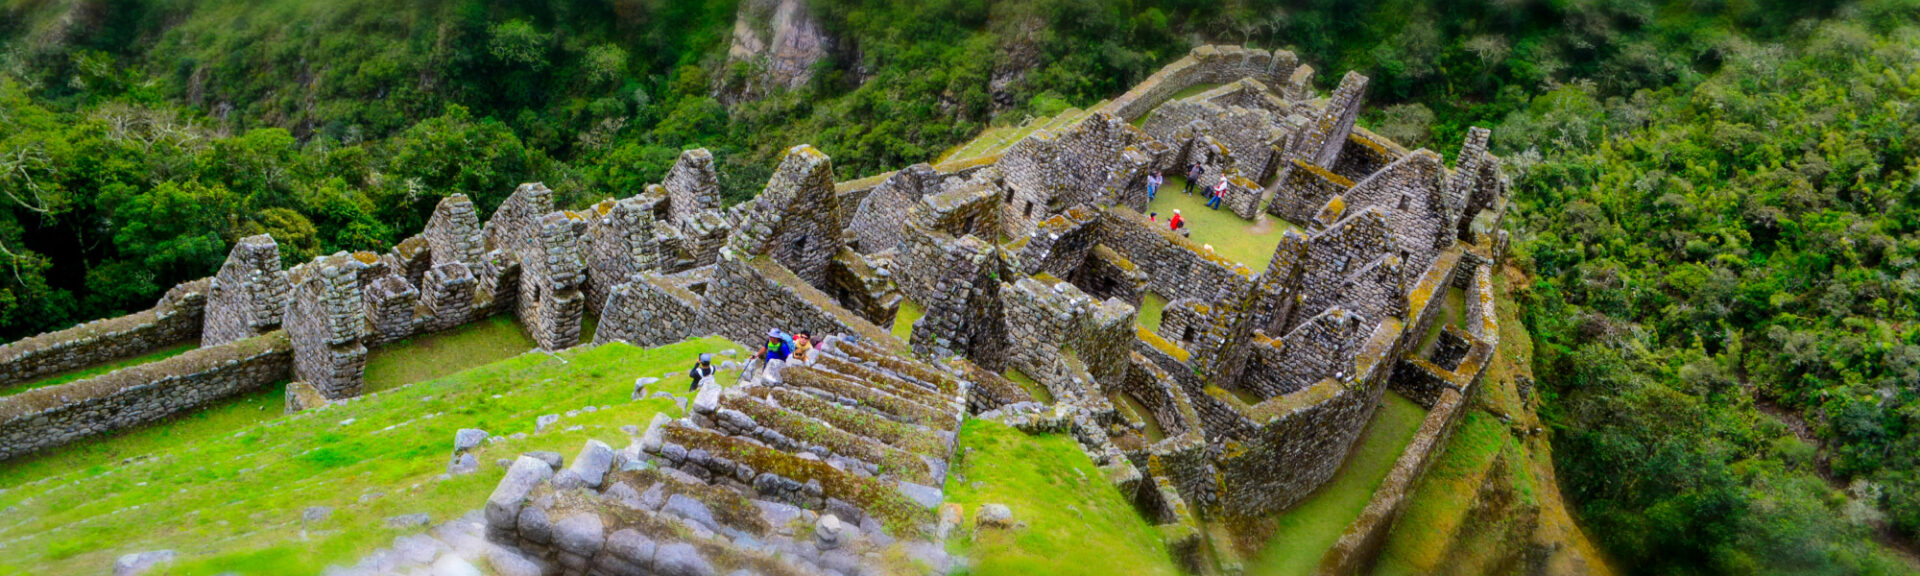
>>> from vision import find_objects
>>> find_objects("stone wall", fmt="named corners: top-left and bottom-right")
top-left (1269, 159), bottom-right (1355, 225)
top-left (1102, 45), bottom-right (1302, 123)
top-left (425, 194), bottom-right (484, 269)
top-left (583, 196), bottom-right (662, 315)
top-left (596, 271), bottom-right (707, 348)
top-left (203, 235), bottom-right (290, 347)
top-left (998, 112), bottom-right (1148, 239)
top-left (1316, 387), bottom-right (1468, 576)
top-left (286, 253), bottom-right (370, 401)
top-left (0, 331), bottom-right (290, 461)
top-left (1339, 149), bottom-right (1449, 277)
top-left (727, 145), bottom-right (844, 287)
top-left (0, 279), bottom-right (207, 390)
top-left (847, 164), bottom-right (937, 254)
top-left (662, 149), bottom-right (722, 224)
top-left (703, 250), bottom-right (901, 355)
top-left (1096, 208), bottom-right (1255, 303)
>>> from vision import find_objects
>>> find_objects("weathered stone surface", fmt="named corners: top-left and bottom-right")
top-left (113, 550), bottom-right (175, 576)
top-left (976, 503), bottom-right (1013, 528)
top-left (569, 439), bottom-right (615, 489)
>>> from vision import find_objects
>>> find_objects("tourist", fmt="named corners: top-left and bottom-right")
top-left (1149, 211), bottom-right (1158, 223)
top-left (1169, 209), bottom-right (1184, 231)
top-left (792, 330), bottom-right (815, 364)
top-left (1177, 220), bottom-right (1192, 238)
top-left (1146, 171), bottom-right (1164, 201)
top-left (1184, 162), bottom-right (1203, 194)
top-left (765, 329), bottom-right (792, 362)
top-left (1207, 178), bottom-right (1227, 209)
top-left (687, 353), bottom-right (715, 392)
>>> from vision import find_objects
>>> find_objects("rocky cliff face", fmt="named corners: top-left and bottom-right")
top-left (719, 0), bottom-right (833, 103)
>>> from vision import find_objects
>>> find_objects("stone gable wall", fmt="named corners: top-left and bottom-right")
top-left (203, 235), bottom-right (289, 347)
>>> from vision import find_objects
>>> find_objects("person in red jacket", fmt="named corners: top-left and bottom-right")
top-left (1168, 209), bottom-right (1184, 231)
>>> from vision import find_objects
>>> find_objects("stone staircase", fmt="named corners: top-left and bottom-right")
top-left (482, 335), bottom-right (969, 575)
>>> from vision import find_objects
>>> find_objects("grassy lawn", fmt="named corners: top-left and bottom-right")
top-left (892, 299), bottom-right (925, 343)
top-left (1002, 368), bottom-right (1053, 404)
top-left (1145, 176), bottom-right (1293, 269)
top-left (363, 314), bottom-right (539, 393)
top-left (0, 341), bottom-right (198, 397)
top-left (1137, 293), bottom-right (1168, 333)
top-left (1414, 285), bottom-right (1469, 357)
top-left (1371, 410), bottom-right (1511, 576)
top-left (945, 419), bottom-right (1179, 576)
top-left (1132, 83), bottom-right (1224, 127)
top-left (1247, 391), bottom-right (1426, 576)
top-left (0, 337), bottom-right (743, 576)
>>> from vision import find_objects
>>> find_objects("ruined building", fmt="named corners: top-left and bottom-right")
top-left (0, 45), bottom-right (1509, 575)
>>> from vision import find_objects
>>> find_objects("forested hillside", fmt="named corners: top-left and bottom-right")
top-left (5, 0), bottom-right (1920, 574)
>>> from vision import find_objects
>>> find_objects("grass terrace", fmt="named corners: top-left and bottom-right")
top-left (1370, 410), bottom-right (1513, 575)
top-left (0, 337), bottom-right (743, 575)
top-left (1246, 391), bottom-right (1426, 576)
top-left (0, 341), bottom-right (198, 397)
top-left (1137, 293), bottom-right (1168, 332)
top-left (945, 418), bottom-right (1180, 576)
top-left (363, 314), bottom-right (541, 393)
top-left (892, 299), bottom-right (925, 343)
top-left (1146, 175), bottom-right (1293, 269)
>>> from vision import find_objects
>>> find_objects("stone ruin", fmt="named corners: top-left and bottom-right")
top-left (0, 44), bottom-right (1512, 575)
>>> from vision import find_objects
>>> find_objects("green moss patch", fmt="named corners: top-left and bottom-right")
top-left (945, 419), bottom-right (1180, 576)
top-left (1246, 391), bottom-right (1426, 576)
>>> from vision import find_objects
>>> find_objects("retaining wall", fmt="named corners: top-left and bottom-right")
top-left (0, 331), bottom-right (291, 461)
top-left (0, 279), bottom-right (208, 390)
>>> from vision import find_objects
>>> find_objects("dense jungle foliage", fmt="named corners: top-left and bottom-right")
top-left (5, 0), bottom-right (1920, 573)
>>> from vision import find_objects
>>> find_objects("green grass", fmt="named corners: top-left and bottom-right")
top-left (1247, 391), bottom-right (1426, 576)
top-left (893, 299), bottom-right (926, 343)
top-left (0, 342), bottom-right (198, 397)
top-left (1132, 83), bottom-right (1224, 127)
top-left (0, 337), bottom-right (743, 575)
top-left (1414, 285), bottom-right (1469, 357)
top-left (1001, 368), bottom-right (1053, 404)
top-left (1137, 293), bottom-right (1168, 332)
top-left (938, 105), bottom-right (1101, 164)
top-left (945, 419), bottom-right (1180, 576)
top-left (1370, 410), bottom-right (1511, 576)
top-left (1145, 176), bottom-right (1293, 269)
top-left (363, 314), bottom-right (539, 393)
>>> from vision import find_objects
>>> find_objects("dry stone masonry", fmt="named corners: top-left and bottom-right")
top-left (0, 44), bottom-right (1513, 576)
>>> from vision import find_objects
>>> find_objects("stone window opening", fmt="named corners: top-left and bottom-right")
top-left (1182, 325), bottom-right (1196, 343)
top-left (794, 234), bottom-right (808, 255)
top-left (1397, 195), bottom-right (1410, 211)
top-left (1024, 201), bottom-right (1035, 219)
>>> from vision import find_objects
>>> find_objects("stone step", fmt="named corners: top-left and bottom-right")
top-left (652, 423), bottom-right (938, 537)
top-left (781, 366), bottom-right (957, 431)
top-left (745, 387), bottom-right (951, 456)
top-left (807, 355), bottom-right (960, 411)
top-left (715, 393), bottom-right (943, 485)
top-left (498, 461), bottom-right (818, 576)
top-left (830, 339), bottom-right (968, 397)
